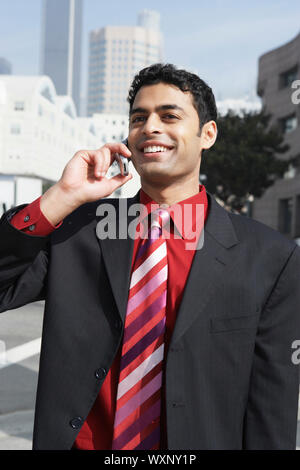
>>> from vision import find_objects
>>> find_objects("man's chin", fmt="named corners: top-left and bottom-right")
top-left (140, 167), bottom-right (179, 185)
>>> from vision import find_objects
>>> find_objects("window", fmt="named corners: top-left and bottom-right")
top-left (14, 101), bottom-right (25, 111)
top-left (279, 66), bottom-right (298, 89)
top-left (10, 123), bottom-right (21, 135)
top-left (279, 114), bottom-right (298, 134)
top-left (278, 198), bottom-right (293, 234)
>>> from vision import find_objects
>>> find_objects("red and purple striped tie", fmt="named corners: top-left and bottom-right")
top-left (112, 208), bottom-right (170, 450)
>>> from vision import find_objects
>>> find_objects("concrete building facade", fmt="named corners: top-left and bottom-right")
top-left (252, 32), bottom-right (300, 242)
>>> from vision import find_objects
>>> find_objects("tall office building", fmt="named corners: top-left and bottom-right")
top-left (87, 11), bottom-right (163, 116)
top-left (0, 58), bottom-right (12, 75)
top-left (41, 0), bottom-right (83, 114)
top-left (137, 9), bottom-right (160, 31)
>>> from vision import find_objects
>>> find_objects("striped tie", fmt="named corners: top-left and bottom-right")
top-left (112, 208), bottom-right (170, 450)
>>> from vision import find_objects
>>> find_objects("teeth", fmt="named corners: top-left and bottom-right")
top-left (143, 145), bottom-right (169, 153)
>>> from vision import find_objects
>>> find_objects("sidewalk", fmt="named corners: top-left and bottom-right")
top-left (0, 410), bottom-right (33, 450)
top-left (0, 409), bottom-right (299, 450)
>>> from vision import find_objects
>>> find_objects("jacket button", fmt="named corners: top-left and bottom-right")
top-left (28, 224), bottom-right (36, 231)
top-left (70, 417), bottom-right (83, 429)
top-left (24, 215), bottom-right (30, 222)
top-left (172, 402), bottom-right (185, 408)
top-left (95, 367), bottom-right (107, 379)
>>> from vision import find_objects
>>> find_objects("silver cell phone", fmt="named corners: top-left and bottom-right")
top-left (113, 138), bottom-right (129, 176)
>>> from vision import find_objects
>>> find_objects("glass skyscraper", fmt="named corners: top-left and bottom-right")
top-left (0, 58), bottom-right (12, 75)
top-left (41, 0), bottom-right (83, 115)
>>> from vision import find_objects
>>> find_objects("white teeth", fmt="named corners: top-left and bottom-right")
top-left (143, 145), bottom-right (169, 153)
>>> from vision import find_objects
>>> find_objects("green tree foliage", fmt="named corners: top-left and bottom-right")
top-left (200, 110), bottom-right (296, 213)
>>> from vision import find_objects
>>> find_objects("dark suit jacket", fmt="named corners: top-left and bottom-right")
top-left (0, 190), bottom-right (299, 450)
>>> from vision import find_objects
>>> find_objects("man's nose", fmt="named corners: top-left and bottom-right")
top-left (142, 113), bottom-right (162, 134)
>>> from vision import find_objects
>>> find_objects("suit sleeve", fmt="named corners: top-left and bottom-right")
top-left (243, 244), bottom-right (300, 449)
top-left (0, 204), bottom-right (51, 313)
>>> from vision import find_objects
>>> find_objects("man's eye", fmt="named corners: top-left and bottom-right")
top-left (132, 116), bottom-right (146, 123)
top-left (163, 114), bottom-right (177, 119)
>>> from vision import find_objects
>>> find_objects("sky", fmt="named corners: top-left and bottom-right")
top-left (0, 0), bottom-right (299, 101)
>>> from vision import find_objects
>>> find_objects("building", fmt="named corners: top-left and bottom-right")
top-left (87, 11), bottom-right (163, 116)
top-left (0, 75), bottom-right (141, 214)
top-left (137, 9), bottom-right (160, 31)
top-left (41, 0), bottom-right (83, 115)
top-left (0, 75), bottom-right (98, 214)
top-left (252, 32), bottom-right (300, 242)
top-left (0, 58), bottom-right (12, 75)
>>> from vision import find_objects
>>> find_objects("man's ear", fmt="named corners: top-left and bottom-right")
top-left (200, 121), bottom-right (218, 150)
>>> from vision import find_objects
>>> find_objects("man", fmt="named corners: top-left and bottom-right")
top-left (0, 63), bottom-right (299, 450)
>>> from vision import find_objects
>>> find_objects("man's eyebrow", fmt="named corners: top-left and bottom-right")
top-left (130, 104), bottom-right (185, 116)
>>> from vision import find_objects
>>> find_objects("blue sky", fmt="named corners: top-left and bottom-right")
top-left (0, 0), bottom-right (299, 100)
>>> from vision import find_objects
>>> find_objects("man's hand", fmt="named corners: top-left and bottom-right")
top-left (40, 143), bottom-right (133, 226)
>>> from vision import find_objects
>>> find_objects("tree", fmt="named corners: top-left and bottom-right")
top-left (200, 110), bottom-right (296, 213)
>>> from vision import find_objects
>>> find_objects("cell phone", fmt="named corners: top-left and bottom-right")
top-left (113, 138), bottom-right (129, 176)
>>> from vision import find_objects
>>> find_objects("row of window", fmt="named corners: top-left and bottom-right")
top-left (7, 128), bottom-right (78, 152)
top-left (91, 39), bottom-right (159, 47)
top-left (9, 123), bottom-right (95, 141)
top-left (90, 63), bottom-right (143, 73)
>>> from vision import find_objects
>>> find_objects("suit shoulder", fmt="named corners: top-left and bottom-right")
top-left (228, 210), bottom-right (298, 254)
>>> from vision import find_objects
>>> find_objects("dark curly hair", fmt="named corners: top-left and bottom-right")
top-left (127, 63), bottom-right (217, 133)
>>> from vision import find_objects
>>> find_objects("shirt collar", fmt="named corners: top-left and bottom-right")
top-left (138, 184), bottom-right (208, 240)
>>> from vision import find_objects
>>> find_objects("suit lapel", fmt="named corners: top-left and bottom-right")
top-left (97, 190), bottom-right (240, 337)
top-left (96, 191), bottom-right (140, 323)
top-left (170, 192), bottom-right (240, 346)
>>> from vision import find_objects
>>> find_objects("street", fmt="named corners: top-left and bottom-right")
top-left (0, 301), bottom-right (299, 450)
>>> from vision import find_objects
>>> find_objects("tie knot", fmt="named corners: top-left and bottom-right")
top-left (150, 208), bottom-right (170, 229)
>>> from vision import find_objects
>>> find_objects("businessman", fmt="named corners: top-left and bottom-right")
top-left (0, 63), bottom-right (300, 450)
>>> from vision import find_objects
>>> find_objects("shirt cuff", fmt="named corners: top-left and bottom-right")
top-left (10, 196), bottom-right (63, 236)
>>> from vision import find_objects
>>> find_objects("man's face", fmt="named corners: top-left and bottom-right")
top-left (128, 82), bottom-right (204, 185)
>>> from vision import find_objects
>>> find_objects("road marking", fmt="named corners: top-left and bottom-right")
top-left (0, 338), bottom-right (41, 369)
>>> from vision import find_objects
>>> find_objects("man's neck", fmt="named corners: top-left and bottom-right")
top-left (141, 177), bottom-right (200, 206)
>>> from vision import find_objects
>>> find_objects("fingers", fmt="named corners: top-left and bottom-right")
top-left (76, 142), bottom-right (132, 179)
top-left (103, 142), bottom-right (132, 159)
top-left (95, 143), bottom-right (131, 178)
top-left (95, 146), bottom-right (111, 177)
top-left (108, 173), bottom-right (133, 192)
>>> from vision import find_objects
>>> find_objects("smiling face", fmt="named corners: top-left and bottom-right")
top-left (128, 82), bottom-right (215, 188)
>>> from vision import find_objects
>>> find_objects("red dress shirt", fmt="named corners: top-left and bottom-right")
top-left (10, 185), bottom-right (209, 450)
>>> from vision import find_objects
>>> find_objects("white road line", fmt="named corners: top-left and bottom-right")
top-left (0, 338), bottom-right (41, 369)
